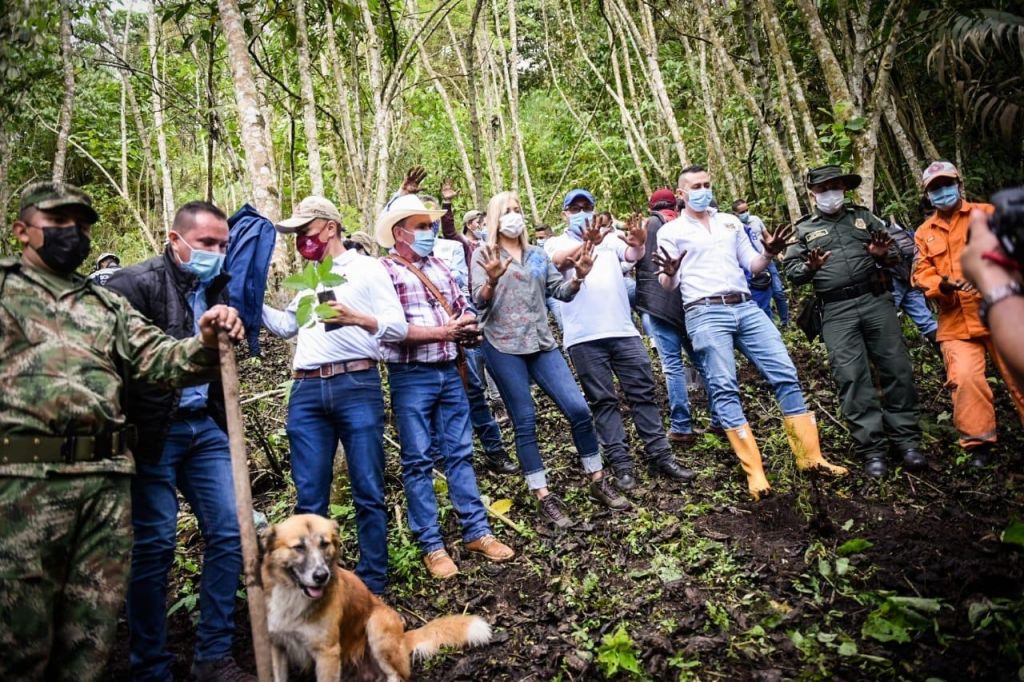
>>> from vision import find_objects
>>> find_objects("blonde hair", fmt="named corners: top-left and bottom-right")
top-left (485, 191), bottom-right (530, 251)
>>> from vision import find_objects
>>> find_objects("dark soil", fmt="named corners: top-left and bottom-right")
top-left (106, 326), bottom-right (1024, 681)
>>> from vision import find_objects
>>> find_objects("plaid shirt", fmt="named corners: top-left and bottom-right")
top-left (380, 253), bottom-right (468, 363)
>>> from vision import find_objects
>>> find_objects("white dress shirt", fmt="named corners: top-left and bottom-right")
top-left (262, 250), bottom-right (408, 370)
top-left (656, 208), bottom-right (759, 305)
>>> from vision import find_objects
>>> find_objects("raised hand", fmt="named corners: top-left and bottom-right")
top-left (652, 245), bottom-right (685, 278)
top-left (619, 213), bottom-right (647, 248)
top-left (440, 178), bottom-right (458, 203)
top-left (402, 166), bottom-right (427, 194)
top-left (805, 248), bottom-right (832, 271)
top-left (866, 230), bottom-right (894, 259)
top-left (566, 239), bottom-right (596, 279)
top-left (761, 223), bottom-right (794, 256)
top-left (478, 246), bottom-right (512, 284)
top-left (582, 217), bottom-right (605, 246)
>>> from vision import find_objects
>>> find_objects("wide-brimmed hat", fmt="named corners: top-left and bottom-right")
top-left (921, 160), bottom-right (960, 189)
top-left (20, 181), bottom-right (99, 223)
top-left (806, 164), bottom-right (862, 190)
top-left (276, 196), bottom-right (343, 234)
top-left (374, 194), bottom-right (447, 248)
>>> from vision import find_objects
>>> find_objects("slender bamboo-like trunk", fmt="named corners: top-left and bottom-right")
top-left (462, 0), bottom-right (487, 206)
top-left (148, 6), bottom-right (175, 235)
top-left (610, 25), bottom-right (652, 195)
top-left (504, 0), bottom-right (539, 222)
top-left (883, 99), bottom-right (922, 184)
top-left (480, 32), bottom-right (506, 192)
top-left (358, 0), bottom-right (390, 226)
top-left (318, 52), bottom-right (353, 206)
top-left (294, 0), bottom-right (323, 196)
top-left (791, 0), bottom-right (854, 109)
top-left (699, 44), bottom-right (738, 200)
top-left (905, 82), bottom-right (941, 161)
top-left (53, 4), bottom-right (76, 183)
top-left (324, 6), bottom-right (363, 194)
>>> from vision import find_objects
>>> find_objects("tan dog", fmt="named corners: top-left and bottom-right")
top-left (260, 514), bottom-right (491, 681)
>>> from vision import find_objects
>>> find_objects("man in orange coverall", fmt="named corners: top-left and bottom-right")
top-left (913, 161), bottom-right (1024, 467)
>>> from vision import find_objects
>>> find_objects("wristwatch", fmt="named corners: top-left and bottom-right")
top-left (979, 281), bottom-right (1023, 328)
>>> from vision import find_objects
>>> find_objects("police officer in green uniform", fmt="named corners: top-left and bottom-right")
top-left (0, 182), bottom-right (244, 680)
top-left (783, 165), bottom-right (925, 477)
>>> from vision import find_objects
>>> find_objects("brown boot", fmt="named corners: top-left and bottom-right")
top-left (423, 549), bottom-right (459, 579)
top-left (464, 534), bottom-right (515, 562)
top-left (783, 413), bottom-right (848, 476)
top-left (725, 424), bottom-right (771, 501)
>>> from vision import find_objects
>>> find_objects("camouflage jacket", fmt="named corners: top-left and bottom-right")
top-left (0, 257), bottom-right (221, 478)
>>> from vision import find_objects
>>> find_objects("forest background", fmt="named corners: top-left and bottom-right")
top-left (0, 0), bottom-right (1021, 269)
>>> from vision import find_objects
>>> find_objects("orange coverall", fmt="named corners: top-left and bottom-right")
top-left (913, 200), bottom-right (1024, 449)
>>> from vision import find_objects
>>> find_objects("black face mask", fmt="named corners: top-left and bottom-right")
top-left (34, 224), bottom-right (92, 274)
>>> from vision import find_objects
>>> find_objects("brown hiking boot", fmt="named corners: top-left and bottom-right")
top-left (589, 475), bottom-right (631, 510)
top-left (538, 494), bottom-right (574, 529)
top-left (465, 534), bottom-right (515, 562)
top-left (423, 549), bottom-right (459, 579)
top-left (667, 431), bottom-right (699, 446)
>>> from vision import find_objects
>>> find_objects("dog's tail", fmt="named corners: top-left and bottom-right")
top-left (404, 615), bottom-right (491, 660)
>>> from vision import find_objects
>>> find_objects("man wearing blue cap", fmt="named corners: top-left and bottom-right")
top-left (544, 189), bottom-right (694, 490)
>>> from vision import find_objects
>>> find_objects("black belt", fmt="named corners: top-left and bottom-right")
top-left (819, 281), bottom-right (875, 304)
top-left (0, 426), bottom-right (137, 465)
top-left (684, 292), bottom-right (751, 311)
top-left (174, 408), bottom-right (209, 421)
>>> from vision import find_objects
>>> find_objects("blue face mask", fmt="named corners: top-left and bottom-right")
top-left (687, 188), bottom-right (714, 213)
top-left (409, 229), bottom-right (436, 258)
top-left (567, 211), bottom-right (593, 239)
top-left (474, 229), bottom-right (487, 241)
top-left (173, 231), bottom-right (224, 283)
top-left (928, 184), bottom-right (960, 210)
top-left (738, 211), bottom-right (750, 223)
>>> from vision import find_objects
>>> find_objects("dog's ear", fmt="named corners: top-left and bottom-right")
top-left (258, 526), bottom-right (276, 561)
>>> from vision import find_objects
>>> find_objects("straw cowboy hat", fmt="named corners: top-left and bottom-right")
top-left (373, 194), bottom-right (447, 248)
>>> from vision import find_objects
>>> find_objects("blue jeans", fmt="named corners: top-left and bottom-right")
top-left (481, 341), bottom-right (602, 490)
top-left (287, 369), bottom-right (388, 594)
top-left (641, 313), bottom-right (694, 434)
top-left (128, 415), bottom-right (241, 680)
top-left (685, 301), bottom-right (806, 428)
top-left (892, 278), bottom-right (937, 336)
top-left (750, 282), bottom-right (773, 318)
top-left (387, 362), bottom-right (492, 553)
top-left (463, 345), bottom-right (506, 455)
top-left (769, 264), bottom-right (790, 325)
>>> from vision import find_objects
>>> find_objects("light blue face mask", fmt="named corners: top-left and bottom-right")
top-left (474, 229), bottom-right (487, 241)
top-left (738, 211), bottom-right (750, 223)
top-left (928, 184), bottom-right (960, 210)
top-left (567, 211), bottom-right (593, 239)
top-left (409, 229), bottom-right (436, 258)
top-left (687, 188), bottom-right (714, 212)
top-left (173, 231), bottom-right (224, 283)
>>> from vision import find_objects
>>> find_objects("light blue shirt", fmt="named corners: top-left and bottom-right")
top-left (178, 282), bottom-right (210, 409)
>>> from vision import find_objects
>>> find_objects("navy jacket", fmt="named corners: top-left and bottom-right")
top-left (226, 204), bottom-right (277, 355)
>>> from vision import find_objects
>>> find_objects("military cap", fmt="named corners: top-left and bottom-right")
top-left (276, 196), bottom-right (343, 233)
top-left (806, 165), bottom-right (862, 190)
top-left (20, 181), bottom-right (99, 223)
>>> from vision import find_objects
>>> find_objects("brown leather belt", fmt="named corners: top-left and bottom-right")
top-left (684, 292), bottom-right (752, 311)
top-left (292, 359), bottom-right (375, 380)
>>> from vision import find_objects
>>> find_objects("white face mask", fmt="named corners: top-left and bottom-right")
top-left (814, 189), bottom-right (845, 214)
top-left (498, 212), bottom-right (525, 238)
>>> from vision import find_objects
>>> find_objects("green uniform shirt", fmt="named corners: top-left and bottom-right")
top-left (0, 257), bottom-right (221, 478)
top-left (783, 205), bottom-right (897, 292)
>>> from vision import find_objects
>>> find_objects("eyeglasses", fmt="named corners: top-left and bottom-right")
top-left (565, 204), bottom-right (594, 214)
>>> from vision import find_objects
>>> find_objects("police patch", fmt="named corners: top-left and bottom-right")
top-left (807, 228), bottom-right (829, 241)
top-left (854, 218), bottom-right (867, 230)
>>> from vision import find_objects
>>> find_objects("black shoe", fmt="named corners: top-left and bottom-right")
top-left (483, 450), bottom-right (519, 475)
top-left (901, 448), bottom-right (927, 472)
top-left (589, 475), bottom-right (631, 510)
top-left (707, 425), bottom-right (726, 437)
top-left (614, 471), bottom-right (637, 491)
top-left (650, 459), bottom-right (696, 483)
top-left (538, 494), bottom-right (574, 529)
top-left (191, 657), bottom-right (256, 682)
top-left (864, 457), bottom-right (887, 478)
top-left (969, 445), bottom-right (993, 468)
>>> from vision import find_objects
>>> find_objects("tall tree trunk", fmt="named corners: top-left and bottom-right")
top-left (148, 6), bottom-right (175, 235)
top-left (883, 98), bottom-right (922, 184)
top-left (53, 5), bottom-right (75, 183)
top-left (792, 0), bottom-right (854, 108)
top-left (609, 26), bottom-right (652, 195)
top-left (503, 0), bottom-right (540, 223)
top-left (318, 51), bottom-right (354, 206)
top-left (699, 43), bottom-right (739, 200)
top-left (217, 0), bottom-right (282, 266)
top-left (463, 0), bottom-right (487, 207)
top-left (324, 5), bottom-right (363, 195)
top-left (294, 0), bottom-right (323, 196)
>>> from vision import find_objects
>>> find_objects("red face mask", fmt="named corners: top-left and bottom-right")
top-left (297, 231), bottom-right (329, 262)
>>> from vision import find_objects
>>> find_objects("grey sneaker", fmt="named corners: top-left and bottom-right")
top-left (589, 476), bottom-right (631, 510)
top-left (538, 494), bottom-right (574, 529)
top-left (191, 657), bottom-right (256, 682)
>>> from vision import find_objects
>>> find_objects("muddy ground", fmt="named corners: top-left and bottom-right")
top-left (108, 324), bottom-right (1024, 681)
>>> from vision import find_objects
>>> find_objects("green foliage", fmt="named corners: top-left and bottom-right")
top-left (595, 625), bottom-right (642, 679)
top-left (1001, 518), bottom-right (1024, 548)
top-left (861, 595), bottom-right (945, 644)
top-left (281, 256), bottom-right (346, 327)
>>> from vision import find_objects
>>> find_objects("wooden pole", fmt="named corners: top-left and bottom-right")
top-left (218, 331), bottom-right (274, 682)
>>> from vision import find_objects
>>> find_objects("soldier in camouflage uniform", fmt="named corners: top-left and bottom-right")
top-left (0, 182), bottom-right (244, 681)
top-left (784, 165), bottom-right (925, 478)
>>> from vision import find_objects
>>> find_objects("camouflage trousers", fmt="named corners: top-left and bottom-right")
top-left (0, 473), bottom-right (132, 681)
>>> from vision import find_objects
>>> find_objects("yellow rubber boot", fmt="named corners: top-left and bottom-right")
top-left (783, 412), bottom-right (849, 476)
top-left (725, 424), bottom-right (771, 501)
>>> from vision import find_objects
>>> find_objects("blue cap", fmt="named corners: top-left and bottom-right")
top-left (562, 188), bottom-right (596, 210)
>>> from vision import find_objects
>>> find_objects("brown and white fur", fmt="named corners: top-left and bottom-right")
top-left (260, 514), bottom-right (491, 681)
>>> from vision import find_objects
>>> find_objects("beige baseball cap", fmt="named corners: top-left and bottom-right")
top-left (921, 161), bottom-right (960, 189)
top-left (276, 196), bottom-right (343, 233)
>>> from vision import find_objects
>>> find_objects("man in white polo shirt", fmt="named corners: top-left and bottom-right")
top-left (546, 188), bottom-right (694, 490)
top-left (656, 166), bottom-right (847, 501)
top-left (261, 196), bottom-right (408, 595)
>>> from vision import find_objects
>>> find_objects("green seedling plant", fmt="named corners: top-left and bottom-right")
top-left (596, 624), bottom-right (643, 679)
top-left (282, 256), bottom-right (347, 327)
